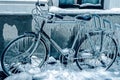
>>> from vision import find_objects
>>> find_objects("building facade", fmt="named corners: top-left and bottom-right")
top-left (0, 0), bottom-right (120, 58)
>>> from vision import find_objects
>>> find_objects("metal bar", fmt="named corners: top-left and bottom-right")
top-left (86, 33), bottom-right (96, 52)
top-left (53, 20), bottom-right (76, 23)
top-left (41, 28), bottom-right (64, 55)
top-left (71, 26), bottom-right (80, 49)
top-left (49, 38), bottom-right (63, 54)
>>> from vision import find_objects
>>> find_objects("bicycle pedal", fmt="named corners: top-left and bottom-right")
top-left (47, 61), bottom-right (57, 65)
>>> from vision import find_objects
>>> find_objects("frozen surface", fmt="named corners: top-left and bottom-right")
top-left (0, 4), bottom-right (120, 14)
top-left (3, 57), bottom-right (120, 80)
top-left (111, 8), bottom-right (120, 11)
top-left (0, 62), bottom-right (2, 71)
top-left (49, 6), bottom-right (120, 14)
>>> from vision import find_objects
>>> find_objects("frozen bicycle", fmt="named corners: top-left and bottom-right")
top-left (1, 0), bottom-right (118, 76)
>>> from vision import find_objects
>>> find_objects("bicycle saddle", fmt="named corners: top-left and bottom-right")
top-left (75, 14), bottom-right (92, 21)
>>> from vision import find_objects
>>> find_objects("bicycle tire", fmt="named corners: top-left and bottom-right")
top-left (1, 32), bottom-right (48, 76)
top-left (75, 31), bottom-right (118, 70)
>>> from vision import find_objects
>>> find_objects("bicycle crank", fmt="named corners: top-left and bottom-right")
top-left (59, 48), bottom-right (75, 66)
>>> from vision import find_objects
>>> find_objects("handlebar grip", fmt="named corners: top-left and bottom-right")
top-left (55, 14), bottom-right (63, 19)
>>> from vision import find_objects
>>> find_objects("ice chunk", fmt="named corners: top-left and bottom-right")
top-left (0, 62), bottom-right (2, 71)
top-left (47, 56), bottom-right (57, 65)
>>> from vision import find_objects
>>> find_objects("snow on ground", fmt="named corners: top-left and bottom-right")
top-left (3, 57), bottom-right (120, 80)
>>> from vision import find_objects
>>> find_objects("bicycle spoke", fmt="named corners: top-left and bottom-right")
top-left (86, 33), bottom-right (96, 52)
top-left (76, 32), bottom-right (117, 70)
top-left (31, 56), bottom-right (42, 67)
top-left (2, 34), bottom-right (48, 75)
top-left (98, 57), bottom-right (106, 67)
top-left (8, 63), bottom-right (21, 74)
top-left (99, 31), bottom-right (104, 52)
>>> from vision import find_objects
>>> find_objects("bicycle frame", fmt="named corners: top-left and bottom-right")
top-left (1, 1), bottom-right (119, 76)
top-left (30, 0), bottom-right (118, 64)
top-left (31, 4), bottom-right (98, 59)
top-left (38, 19), bottom-right (81, 56)
top-left (26, 2), bottom-right (89, 60)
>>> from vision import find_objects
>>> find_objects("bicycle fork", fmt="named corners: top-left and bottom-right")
top-left (27, 33), bottom-right (41, 58)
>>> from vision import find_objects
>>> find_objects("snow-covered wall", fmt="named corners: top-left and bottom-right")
top-left (0, 0), bottom-right (120, 14)
top-left (1, 14), bottom-right (120, 59)
top-left (0, 1), bottom-right (35, 15)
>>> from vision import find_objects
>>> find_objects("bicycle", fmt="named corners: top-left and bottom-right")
top-left (1, 0), bottom-right (118, 76)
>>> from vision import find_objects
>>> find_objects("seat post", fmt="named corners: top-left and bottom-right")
top-left (40, 20), bottom-right (46, 32)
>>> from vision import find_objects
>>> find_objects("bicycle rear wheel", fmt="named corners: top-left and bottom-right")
top-left (1, 32), bottom-right (48, 76)
top-left (75, 32), bottom-right (117, 70)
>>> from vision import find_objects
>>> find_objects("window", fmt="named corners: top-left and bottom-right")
top-left (78, 0), bottom-right (104, 9)
top-left (59, 0), bottom-right (104, 9)
top-left (82, 0), bottom-right (100, 4)
top-left (59, 0), bottom-right (75, 8)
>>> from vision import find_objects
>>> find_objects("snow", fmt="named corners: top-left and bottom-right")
top-left (5, 72), bottom-right (32, 80)
top-left (111, 8), bottom-right (120, 11)
top-left (3, 57), bottom-right (120, 80)
top-left (49, 6), bottom-right (120, 15)
top-left (80, 3), bottom-right (101, 7)
top-left (0, 0), bottom-right (36, 2)
top-left (3, 24), bottom-right (18, 40)
top-left (0, 0), bottom-right (120, 14)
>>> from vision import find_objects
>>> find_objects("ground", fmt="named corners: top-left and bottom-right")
top-left (0, 56), bottom-right (120, 80)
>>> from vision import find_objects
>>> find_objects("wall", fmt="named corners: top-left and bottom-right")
top-left (1, 0), bottom-right (120, 59)
top-left (1, 14), bottom-right (120, 59)
top-left (0, 15), bottom-right (32, 58)
top-left (104, 0), bottom-right (120, 9)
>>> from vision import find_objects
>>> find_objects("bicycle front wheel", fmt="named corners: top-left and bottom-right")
top-left (1, 32), bottom-right (48, 76)
top-left (75, 32), bottom-right (117, 70)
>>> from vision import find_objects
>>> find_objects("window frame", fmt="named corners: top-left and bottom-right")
top-left (78, 0), bottom-right (104, 9)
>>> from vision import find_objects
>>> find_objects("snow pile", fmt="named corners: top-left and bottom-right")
top-left (111, 8), bottom-right (120, 11)
top-left (5, 72), bottom-right (32, 80)
top-left (4, 57), bottom-right (120, 80)
top-left (49, 6), bottom-right (120, 14)
top-left (33, 68), bottom-right (120, 80)
top-left (3, 24), bottom-right (18, 40)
